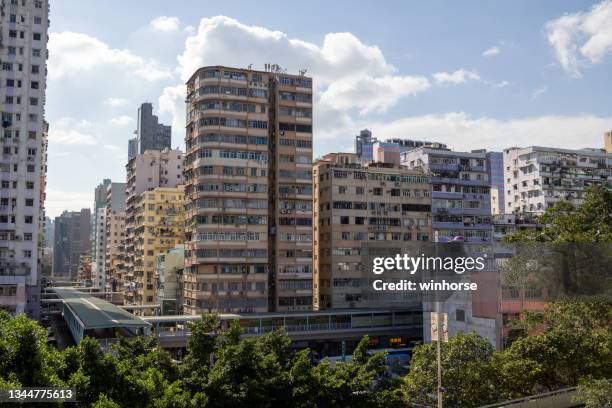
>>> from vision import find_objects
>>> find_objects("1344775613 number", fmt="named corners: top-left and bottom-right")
top-left (0, 387), bottom-right (76, 402)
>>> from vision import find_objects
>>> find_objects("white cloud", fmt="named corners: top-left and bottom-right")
top-left (49, 129), bottom-right (97, 145)
top-left (531, 86), bottom-right (547, 99)
top-left (482, 46), bottom-right (501, 57)
top-left (546, 0), bottom-right (612, 77)
top-left (364, 112), bottom-right (612, 153)
top-left (177, 16), bottom-right (395, 84)
top-left (494, 80), bottom-right (510, 88)
top-left (150, 16), bottom-right (180, 32)
top-left (48, 31), bottom-right (173, 81)
top-left (103, 97), bottom-right (128, 107)
top-left (46, 189), bottom-right (92, 218)
top-left (109, 115), bottom-right (134, 126)
top-left (319, 75), bottom-right (430, 114)
top-left (103, 144), bottom-right (120, 150)
top-left (159, 84), bottom-right (186, 138)
top-left (432, 69), bottom-right (480, 85)
top-left (165, 16), bottom-right (432, 133)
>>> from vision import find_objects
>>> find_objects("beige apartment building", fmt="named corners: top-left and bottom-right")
top-left (313, 153), bottom-right (432, 310)
top-left (124, 148), bottom-right (184, 305)
top-left (183, 65), bottom-right (313, 313)
top-left (126, 186), bottom-right (184, 312)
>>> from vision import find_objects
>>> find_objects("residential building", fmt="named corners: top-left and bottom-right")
top-left (77, 252), bottom-right (92, 286)
top-left (486, 152), bottom-right (505, 215)
top-left (313, 152), bottom-right (432, 309)
top-left (402, 146), bottom-right (493, 242)
top-left (52, 209), bottom-right (91, 281)
top-left (124, 148), bottom-right (183, 303)
top-left (43, 215), bottom-right (53, 248)
top-left (503, 146), bottom-right (612, 215)
top-left (125, 186), bottom-right (184, 312)
top-left (128, 102), bottom-right (172, 159)
top-left (91, 179), bottom-right (111, 289)
top-left (354, 129), bottom-right (447, 164)
top-left (156, 244), bottom-right (184, 315)
top-left (0, 0), bottom-right (50, 318)
top-left (605, 130), bottom-right (612, 154)
top-left (183, 65), bottom-right (313, 313)
top-left (104, 182), bottom-right (126, 294)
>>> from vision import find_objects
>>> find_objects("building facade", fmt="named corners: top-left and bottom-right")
top-left (402, 147), bottom-right (493, 243)
top-left (128, 102), bottom-right (172, 159)
top-left (486, 152), bottom-right (505, 215)
top-left (125, 186), bottom-right (184, 312)
top-left (91, 179), bottom-right (111, 289)
top-left (183, 65), bottom-right (313, 313)
top-left (104, 182), bottom-right (126, 294)
top-left (52, 209), bottom-right (91, 281)
top-left (503, 146), bottom-right (612, 214)
top-left (313, 152), bottom-right (431, 309)
top-left (0, 0), bottom-right (50, 318)
top-left (124, 148), bottom-right (184, 303)
top-left (156, 244), bottom-right (184, 315)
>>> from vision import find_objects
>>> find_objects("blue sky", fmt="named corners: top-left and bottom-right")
top-left (45, 0), bottom-right (612, 216)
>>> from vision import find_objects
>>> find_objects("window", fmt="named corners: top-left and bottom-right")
top-left (25, 198), bottom-right (33, 206)
top-left (24, 216), bottom-right (33, 224)
top-left (340, 216), bottom-right (349, 225)
top-left (456, 309), bottom-right (465, 322)
top-left (31, 65), bottom-right (39, 74)
top-left (24, 233), bottom-right (32, 241)
top-left (34, 16), bottom-right (42, 24)
top-left (33, 33), bottom-right (42, 41)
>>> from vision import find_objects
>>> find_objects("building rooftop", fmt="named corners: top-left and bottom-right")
top-left (53, 287), bottom-right (151, 330)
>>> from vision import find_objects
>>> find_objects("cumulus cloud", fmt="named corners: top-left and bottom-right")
top-left (319, 75), bottom-right (430, 114)
top-left (109, 115), bottom-right (134, 126)
top-left (150, 16), bottom-right (180, 32)
top-left (103, 97), bottom-right (128, 107)
top-left (433, 69), bottom-right (480, 85)
top-left (48, 31), bottom-right (173, 81)
top-left (176, 16), bottom-right (395, 84)
top-left (531, 86), bottom-right (548, 99)
top-left (159, 16), bottom-right (436, 138)
top-left (546, 0), bottom-right (612, 77)
top-left (482, 46), bottom-right (501, 57)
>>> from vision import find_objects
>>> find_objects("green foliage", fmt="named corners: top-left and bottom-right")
top-left (404, 332), bottom-right (502, 407)
top-left (505, 185), bottom-right (612, 243)
top-left (1, 304), bottom-right (610, 407)
top-left (574, 378), bottom-right (612, 408)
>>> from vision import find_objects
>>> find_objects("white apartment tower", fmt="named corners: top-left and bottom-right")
top-left (0, 0), bottom-right (49, 318)
top-left (504, 146), bottom-right (612, 214)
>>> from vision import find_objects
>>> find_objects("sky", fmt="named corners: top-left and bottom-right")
top-left (45, 0), bottom-right (612, 217)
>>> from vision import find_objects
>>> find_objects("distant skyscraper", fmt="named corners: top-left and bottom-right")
top-left (127, 103), bottom-right (171, 159)
top-left (53, 209), bottom-right (92, 282)
top-left (0, 0), bottom-right (50, 318)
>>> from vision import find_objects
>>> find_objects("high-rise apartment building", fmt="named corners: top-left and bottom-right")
top-left (91, 179), bottom-right (111, 289)
top-left (503, 146), bottom-right (612, 214)
top-left (183, 65), bottom-right (313, 313)
top-left (104, 182), bottom-right (126, 293)
top-left (52, 209), bottom-right (91, 281)
top-left (402, 147), bottom-right (493, 243)
top-left (0, 0), bottom-right (50, 318)
top-left (313, 153), bottom-right (431, 309)
top-left (124, 149), bottom-right (183, 304)
top-left (125, 186), bottom-right (184, 311)
top-left (127, 103), bottom-right (172, 159)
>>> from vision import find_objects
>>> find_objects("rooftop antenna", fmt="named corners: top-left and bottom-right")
top-left (248, 63), bottom-right (253, 70)
top-left (299, 69), bottom-right (308, 76)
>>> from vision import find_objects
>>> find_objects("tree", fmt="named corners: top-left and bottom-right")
top-left (505, 185), bottom-right (612, 243)
top-left (574, 378), bottom-right (612, 408)
top-left (404, 333), bottom-right (502, 407)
